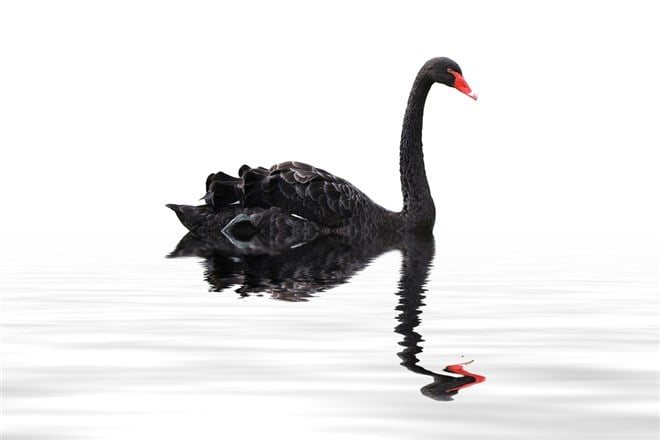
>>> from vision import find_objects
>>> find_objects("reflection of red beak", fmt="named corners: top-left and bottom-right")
top-left (449, 70), bottom-right (478, 100)
top-left (444, 360), bottom-right (486, 392)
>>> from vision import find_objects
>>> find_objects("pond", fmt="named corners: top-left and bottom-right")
top-left (1, 230), bottom-right (657, 439)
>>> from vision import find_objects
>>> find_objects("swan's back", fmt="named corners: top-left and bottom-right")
top-left (205, 161), bottom-right (389, 228)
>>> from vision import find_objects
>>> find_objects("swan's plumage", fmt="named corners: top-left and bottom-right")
top-left (205, 161), bottom-right (383, 228)
top-left (166, 204), bottom-right (324, 253)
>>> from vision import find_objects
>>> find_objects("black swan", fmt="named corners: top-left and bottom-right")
top-left (167, 57), bottom-right (476, 246)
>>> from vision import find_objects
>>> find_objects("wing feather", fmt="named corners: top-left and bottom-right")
top-left (204, 161), bottom-right (377, 227)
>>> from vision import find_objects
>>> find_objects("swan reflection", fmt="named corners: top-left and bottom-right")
top-left (394, 236), bottom-right (485, 400)
top-left (169, 232), bottom-right (485, 399)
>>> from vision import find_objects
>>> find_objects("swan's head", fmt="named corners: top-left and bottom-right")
top-left (425, 57), bottom-right (478, 100)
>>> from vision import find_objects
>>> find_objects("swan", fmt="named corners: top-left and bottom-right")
top-left (167, 57), bottom-right (476, 245)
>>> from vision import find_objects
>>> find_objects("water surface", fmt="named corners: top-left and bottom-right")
top-left (1, 231), bottom-right (658, 439)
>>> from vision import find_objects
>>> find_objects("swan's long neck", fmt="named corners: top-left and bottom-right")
top-left (399, 68), bottom-right (435, 232)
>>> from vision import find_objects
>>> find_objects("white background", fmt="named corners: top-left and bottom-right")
top-left (1, 4), bottom-right (658, 439)
top-left (1, 1), bottom-right (658, 236)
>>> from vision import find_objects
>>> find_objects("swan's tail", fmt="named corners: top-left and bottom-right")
top-left (166, 204), bottom-right (213, 233)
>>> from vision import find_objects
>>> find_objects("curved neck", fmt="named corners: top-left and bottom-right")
top-left (399, 68), bottom-right (436, 232)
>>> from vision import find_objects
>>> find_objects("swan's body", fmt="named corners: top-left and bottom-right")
top-left (168, 57), bottom-right (476, 245)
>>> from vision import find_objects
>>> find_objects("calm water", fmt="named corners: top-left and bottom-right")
top-left (1, 230), bottom-right (658, 439)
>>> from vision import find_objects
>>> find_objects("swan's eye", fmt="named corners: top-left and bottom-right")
top-left (447, 68), bottom-right (454, 74)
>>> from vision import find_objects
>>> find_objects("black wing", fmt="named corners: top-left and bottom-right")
top-left (204, 161), bottom-right (377, 227)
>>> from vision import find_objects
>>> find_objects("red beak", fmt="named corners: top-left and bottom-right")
top-left (449, 69), bottom-right (478, 100)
